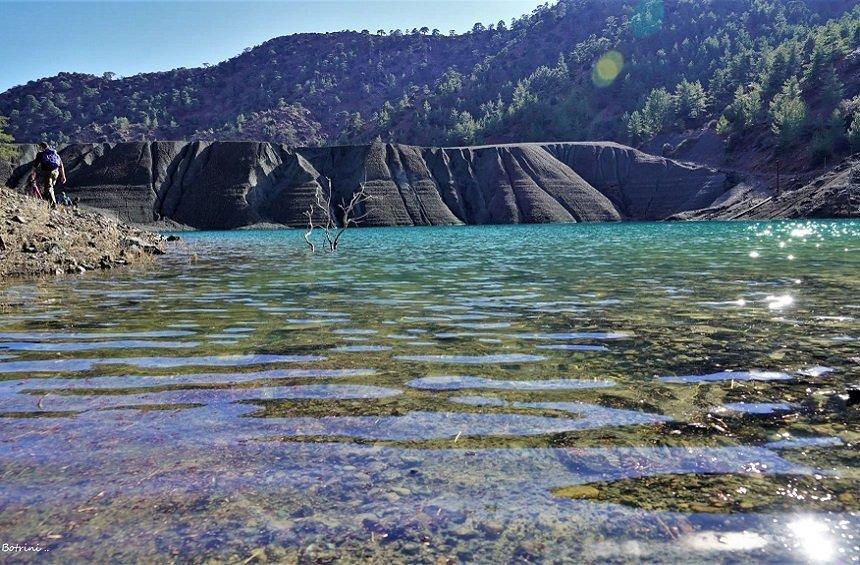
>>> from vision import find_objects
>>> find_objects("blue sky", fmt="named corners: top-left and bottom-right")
top-left (0, 1), bottom-right (548, 92)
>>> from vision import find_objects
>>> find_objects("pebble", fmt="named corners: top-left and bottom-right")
top-left (452, 525), bottom-right (478, 540)
top-left (355, 513), bottom-right (381, 530)
top-left (478, 521), bottom-right (504, 537)
top-left (400, 543), bottom-right (421, 555)
top-left (515, 540), bottom-right (543, 558)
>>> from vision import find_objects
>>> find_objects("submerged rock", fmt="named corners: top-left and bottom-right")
top-left (551, 473), bottom-right (860, 513)
top-left (553, 485), bottom-right (601, 499)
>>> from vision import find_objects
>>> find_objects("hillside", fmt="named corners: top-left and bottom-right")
top-left (0, 29), bottom-right (501, 145)
top-left (0, 0), bottom-right (858, 181)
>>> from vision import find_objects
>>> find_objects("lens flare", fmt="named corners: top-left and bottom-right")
top-left (630, 0), bottom-right (664, 38)
top-left (592, 51), bottom-right (624, 87)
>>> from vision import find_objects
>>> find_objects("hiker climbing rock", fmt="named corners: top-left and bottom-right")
top-left (28, 142), bottom-right (66, 207)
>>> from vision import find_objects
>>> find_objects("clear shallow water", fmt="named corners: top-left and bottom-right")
top-left (0, 221), bottom-right (857, 563)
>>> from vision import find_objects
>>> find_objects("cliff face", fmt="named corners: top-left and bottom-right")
top-left (2, 141), bottom-right (732, 228)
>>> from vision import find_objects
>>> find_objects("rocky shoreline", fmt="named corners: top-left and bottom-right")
top-left (0, 187), bottom-right (170, 278)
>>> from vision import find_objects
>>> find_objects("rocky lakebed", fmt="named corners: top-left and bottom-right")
top-left (0, 221), bottom-right (856, 562)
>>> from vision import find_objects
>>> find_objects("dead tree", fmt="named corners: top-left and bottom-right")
top-left (304, 176), bottom-right (372, 252)
top-left (303, 207), bottom-right (316, 252)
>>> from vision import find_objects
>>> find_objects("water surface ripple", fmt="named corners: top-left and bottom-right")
top-left (0, 222), bottom-right (857, 562)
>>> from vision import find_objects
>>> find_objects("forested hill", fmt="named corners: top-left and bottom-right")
top-left (1, 0), bottom-right (859, 174)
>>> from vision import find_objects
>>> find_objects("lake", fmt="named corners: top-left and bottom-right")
top-left (0, 221), bottom-right (857, 562)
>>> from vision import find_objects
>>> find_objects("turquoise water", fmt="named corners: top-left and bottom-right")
top-left (0, 221), bottom-right (858, 562)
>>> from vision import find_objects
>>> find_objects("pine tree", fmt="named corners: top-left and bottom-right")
top-left (450, 111), bottom-right (478, 144)
top-left (803, 42), bottom-right (831, 84)
top-left (804, 42), bottom-right (843, 107)
top-left (809, 109), bottom-right (845, 164)
top-left (729, 84), bottom-right (762, 129)
top-left (625, 87), bottom-right (679, 142)
top-left (641, 87), bottom-right (677, 136)
top-left (769, 77), bottom-right (807, 147)
top-left (556, 53), bottom-right (569, 75)
top-left (818, 61), bottom-right (844, 108)
top-left (377, 101), bottom-right (395, 128)
top-left (761, 44), bottom-right (799, 100)
top-left (675, 80), bottom-right (708, 122)
top-left (625, 111), bottom-right (647, 142)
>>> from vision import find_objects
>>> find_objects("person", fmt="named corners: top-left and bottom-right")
top-left (28, 142), bottom-right (66, 207)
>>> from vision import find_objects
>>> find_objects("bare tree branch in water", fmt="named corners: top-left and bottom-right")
top-left (317, 177), bottom-right (337, 251)
top-left (304, 175), bottom-right (372, 252)
top-left (331, 182), bottom-right (373, 251)
top-left (303, 206), bottom-right (316, 253)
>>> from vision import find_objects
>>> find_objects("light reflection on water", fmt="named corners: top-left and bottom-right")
top-left (0, 221), bottom-right (857, 562)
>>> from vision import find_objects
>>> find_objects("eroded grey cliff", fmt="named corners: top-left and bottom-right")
top-left (2, 141), bottom-right (732, 228)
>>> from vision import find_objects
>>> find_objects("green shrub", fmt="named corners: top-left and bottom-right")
top-left (769, 77), bottom-right (807, 148)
